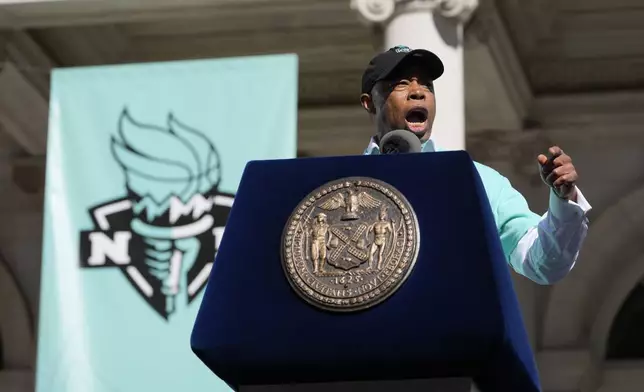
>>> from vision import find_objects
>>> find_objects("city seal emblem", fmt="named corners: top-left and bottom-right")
top-left (281, 177), bottom-right (420, 312)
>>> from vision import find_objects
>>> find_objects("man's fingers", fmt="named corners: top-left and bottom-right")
top-left (545, 164), bottom-right (575, 184)
top-left (539, 155), bottom-right (555, 179)
top-left (555, 164), bottom-right (573, 176)
top-left (554, 172), bottom-right (578, 187)
top-left (553, 153), bottom-right (571, 166)
top-left (549, 146), bottom-right (563, 158)
top-left (538, 146), bottom-right (564, 171)
top-left (545, 166), bottom-right (565, 183)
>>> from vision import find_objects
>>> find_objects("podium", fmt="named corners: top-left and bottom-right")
top-left (191, 151), bottom-right (541, 392)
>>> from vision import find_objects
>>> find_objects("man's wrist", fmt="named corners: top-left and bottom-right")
top-left (549, 186), bottom-right (592, 221)
top-left (570, 187), bottom-right (578, 202)
top-left (548, 182), bottom-right (578, 202)
top-left (561, 186), bottom-right (578, 202)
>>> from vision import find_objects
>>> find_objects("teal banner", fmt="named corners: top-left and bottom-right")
top-left (36, 55), bottom-right (298, 391)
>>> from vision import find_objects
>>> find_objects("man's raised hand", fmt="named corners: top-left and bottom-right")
top-left (538, 146), bottom-right (579, 201)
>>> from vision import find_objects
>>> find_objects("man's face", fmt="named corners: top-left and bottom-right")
top-left (361, 60), bottom-right (436, 142)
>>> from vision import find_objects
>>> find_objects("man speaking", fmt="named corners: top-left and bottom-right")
top-left (359, 45), bottom-right (591, 285)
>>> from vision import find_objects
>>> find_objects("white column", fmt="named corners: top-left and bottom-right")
top-left (351, 0), bottom-right (478, 151)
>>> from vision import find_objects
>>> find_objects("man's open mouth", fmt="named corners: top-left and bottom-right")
top-left (405, 108), bottom-right (428, 132)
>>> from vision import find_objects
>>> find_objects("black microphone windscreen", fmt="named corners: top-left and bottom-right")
top-left (379, 130), bottom-right (422, 154)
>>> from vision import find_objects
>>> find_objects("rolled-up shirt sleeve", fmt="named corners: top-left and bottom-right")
top-left (507, 186), bottom-right (592, 284)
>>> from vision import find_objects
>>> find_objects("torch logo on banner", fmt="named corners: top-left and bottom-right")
top-left (79, 109), bottom-right (234, 320)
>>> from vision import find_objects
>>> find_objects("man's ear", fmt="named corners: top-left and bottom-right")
top-left (360, 93), bottom-right (376, 114)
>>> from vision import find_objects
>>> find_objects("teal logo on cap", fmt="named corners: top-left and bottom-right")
top-left (393, 45), bottom-right (411, 53)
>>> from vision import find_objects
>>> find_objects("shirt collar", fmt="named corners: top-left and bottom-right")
top-left (363, 136), bottom-right (439, 155)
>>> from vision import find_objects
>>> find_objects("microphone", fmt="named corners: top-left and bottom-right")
top-left (379, 130), bottom-right (422, 154)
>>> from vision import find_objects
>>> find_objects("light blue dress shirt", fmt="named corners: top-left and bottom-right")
top-left (364, 138), bottom-right (592, 285)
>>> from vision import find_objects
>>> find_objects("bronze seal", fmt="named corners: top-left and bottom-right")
top-left (282, 177), bottom-right (420, 312)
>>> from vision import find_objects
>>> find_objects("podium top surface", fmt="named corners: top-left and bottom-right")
top-left (191, 152), bottom-right (540, 392)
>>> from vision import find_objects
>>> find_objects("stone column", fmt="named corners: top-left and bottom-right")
top-left (351, 0), bottom-right (478, 151)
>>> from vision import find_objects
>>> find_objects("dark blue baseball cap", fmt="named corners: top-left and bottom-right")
top-left (361, 45), bottom-right (444, 95)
